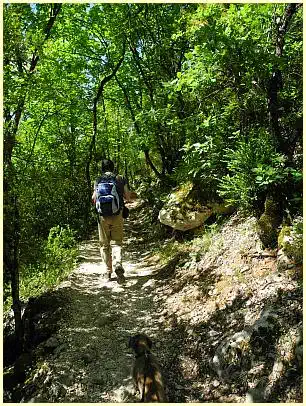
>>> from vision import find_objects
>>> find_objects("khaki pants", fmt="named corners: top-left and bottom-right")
top-left (97, 212), bottom-right (124, 273)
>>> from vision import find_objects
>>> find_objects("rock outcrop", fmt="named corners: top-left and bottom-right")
top-left (158, 182), bottom-right (233, 231)
top-left (257, 196), bottom-right (282, 248)
top-left (278, 216), bottom-right (303, 265)
top-left (211, 309), bottom-right (280, 382)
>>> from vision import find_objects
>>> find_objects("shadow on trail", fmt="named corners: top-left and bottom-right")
top-left (153, 275), bottom-right (303, 402)
top-left (4, 201), bottom-right (302, 403)
top-left (4, 242), bottom-right (170, 402)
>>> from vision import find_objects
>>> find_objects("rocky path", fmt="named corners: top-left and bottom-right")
top-left (28, 203), bottom-right (171, 402)
top-left (7, 203), bottom-right (302, 403)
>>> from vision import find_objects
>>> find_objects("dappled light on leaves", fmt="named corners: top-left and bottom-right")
top-left (3, 3), bottom-right (302, 403)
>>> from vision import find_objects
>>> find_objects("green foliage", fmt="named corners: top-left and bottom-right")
top-left (46, 225), bottom-right (76, 252)
top-left (218, 131), bottom-right (301, 211)
top-left (175, 134), bottom-right (227, 199)
top-left (23, 226), bottom-right (77, 298)
top-left (155, 222), bottom-right (220, 265)
top-left (4, 226), bottom-right (78, 312)
top-left (4, 3), bottom-right (303, 307)
top-left (169, 3), bottom-right (302, 213)
top-left (188, 226), bottom-right (217, 262)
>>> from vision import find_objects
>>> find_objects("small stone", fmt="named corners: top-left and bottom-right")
top-left (208, 330), bottom-right (219, 337)
top-left (273, 360), bottom-right (284, 373)
top-left (43, 375), bottom-right (51, 385)
top-left (142, 279), bottom-right (155, 289)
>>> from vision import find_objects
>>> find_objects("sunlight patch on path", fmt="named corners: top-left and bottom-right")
top-left (47, 233), bottom-right (165, 403)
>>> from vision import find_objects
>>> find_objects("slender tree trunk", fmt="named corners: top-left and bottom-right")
top-left (4, 165), bottom-right (23, 352)
top-left (128, 39), bottom-right (170, 176)
top-left (3, 4), bottom-right (62, 350)
top-left (86, 46), bottom-right (126, 198)
top-left (115, 75), bottom-right (164, 180)
top-left (268, 3), bottom-right (301, 154)
top-left (124, 158), bottom-right (130, 188)
top-left (264, 3), bottom-right (302, 224)
top-left (101, 96), bottom-right (110, 159)
top-left (143, 148), bottom-right (165, 179)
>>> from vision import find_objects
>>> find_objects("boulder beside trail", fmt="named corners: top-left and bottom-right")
top-left (159, 206), bottom-right (212, 231)
top-left (277, 216), bottom-right (303, 266)
top-left (256, 196), bottom-right (282, 248)
top-left (158, 182), bottom-right (233, 231)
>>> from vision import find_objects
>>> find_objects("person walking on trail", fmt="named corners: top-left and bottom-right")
top-left (92, 159), bottom-right (130, 282)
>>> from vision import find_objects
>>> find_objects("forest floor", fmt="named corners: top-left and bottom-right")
top-left (3, 200), bottom-right (303, 403)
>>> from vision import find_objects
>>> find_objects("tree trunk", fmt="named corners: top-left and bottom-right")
top-left (3, 4), bottom-right (62, 348)
top-left (124, 158), bottom-right (130, 188)
top-left (4, 165), bottom-right (23, 352)
top-left (86, 46), bottom-right (126, 198)
top-left (115, 75), bottom-right (164, 181)
top-left (264, 3), bottom-right (302, 226)
top-left (144, 148), bottom-right (164, 179)
top-left (268, 3), bottom-right (301, 154)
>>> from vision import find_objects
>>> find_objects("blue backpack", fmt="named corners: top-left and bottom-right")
top-left (95, 175), bottom-right (121, 217)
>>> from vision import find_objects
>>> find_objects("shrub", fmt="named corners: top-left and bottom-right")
top-left (18, 226), bottom-right (78, 305)
top-left (174, 135), bottom-right (227, 201)
top-left (218, 130), bottom-right (301, 211)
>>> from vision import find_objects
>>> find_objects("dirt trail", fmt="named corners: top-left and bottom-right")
top-left (30, 203), bottom-right (170, 402)
top-left (9, 202), bottom-right (302, 403)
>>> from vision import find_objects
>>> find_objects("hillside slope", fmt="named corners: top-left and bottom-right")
top-left (3, 202), bottom-right (302, 402)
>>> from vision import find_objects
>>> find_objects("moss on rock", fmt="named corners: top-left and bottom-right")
top-left (278, 226), bottom-right (291, 247)
top-left (278, 218), bottom-right (303, 264)
top-left (257, 196), bottom-right (282, 248)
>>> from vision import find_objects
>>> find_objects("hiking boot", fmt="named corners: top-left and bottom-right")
top-left (114, 264), bottom-right (125, 283)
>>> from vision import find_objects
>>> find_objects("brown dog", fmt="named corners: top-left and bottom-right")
top-left (128, 333), bottom-right (167, 402)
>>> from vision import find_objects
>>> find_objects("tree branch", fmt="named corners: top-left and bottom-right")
top-left (268, 3), bottom-right (301, 154)
top-left (86, 41), bottom-right (126, 193)
top-left (29, 4), bottom-right (62, 73)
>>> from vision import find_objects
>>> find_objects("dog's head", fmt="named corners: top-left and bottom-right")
top-left (128, 333), bottom-right (153, 355)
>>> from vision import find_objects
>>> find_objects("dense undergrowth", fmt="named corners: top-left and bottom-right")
top-left (4, 226), bottom-right (79, 312)
top-left (4, 5), bottom-right (302, 367)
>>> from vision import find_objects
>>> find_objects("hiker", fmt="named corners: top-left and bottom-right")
top-left (92, 159), bottom-right (131, 282)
